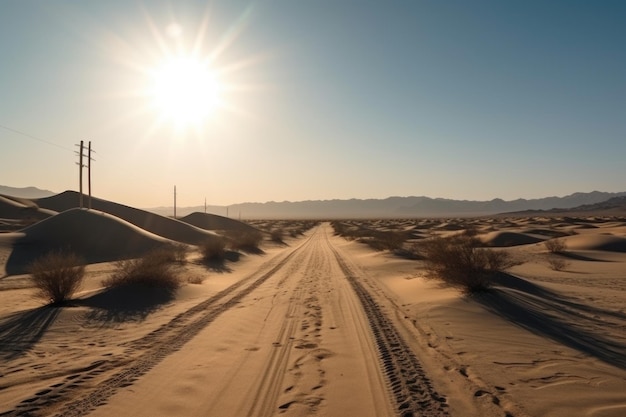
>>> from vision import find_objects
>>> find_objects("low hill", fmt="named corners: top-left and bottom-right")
top-left (2, 209), bottom-right (173, 274)
top-left (0, 195), bottom-right (55, 224)
top-left (179, 212), bottom-right (259, 233)
top-left (0, 185), bottom-right (55, 199)
top-left (34, 191), bottom-right (220, 245)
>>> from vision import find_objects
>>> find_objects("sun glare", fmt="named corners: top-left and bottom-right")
top-left (151, 57), bottom-right (222, 128)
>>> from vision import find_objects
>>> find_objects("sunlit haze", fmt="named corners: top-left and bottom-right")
top-left (1, 1), bottom-right (624, 208)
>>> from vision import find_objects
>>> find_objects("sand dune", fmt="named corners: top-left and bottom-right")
top-left (563, 234), bottom-right (626, 252)
top-left (1, 215), bottom-right (625, 417)
top-left (0, 195), bottom-right (55, 222)
top-left (34, 191), bottom-right (220, 245)
top-left (179, 212), bottom-right (259, 233)
top-left (3, 208), bottom-right (174, 274)
top-left (479, 230), bottom-right (545, 247)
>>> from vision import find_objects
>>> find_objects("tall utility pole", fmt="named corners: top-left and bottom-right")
top-left (77, 141), bottom-right (84, 208)
top-left (204, 198), bottom-right (207, 214)
top-left (174, 186), bottom-right (177, 219)
top-left (88, 141), bottom-right (93, 209)
top-left (75, 140), bottom-right (95, 209)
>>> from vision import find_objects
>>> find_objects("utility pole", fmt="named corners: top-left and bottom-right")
top-left (88, 141), bottom-right (93, 209)
top-left (204, 198), bottom-right (207, 214)
top-left (77, 141), bottom-right (84, 208)
top-left (75, 140), bottom-right (95, 209)
top-left (226, 206), bottom-right (229, 218)
top-left (174, 186), bottom-right (177, 219)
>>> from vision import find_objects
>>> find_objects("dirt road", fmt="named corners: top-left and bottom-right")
top-left (2, 224), bottom-right (449, 417)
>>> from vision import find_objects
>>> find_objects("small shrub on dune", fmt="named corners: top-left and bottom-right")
top-left (30, 250), bottom-right (85, 305)
top-left (270, 229), bottom-right (285, 244)
top-left (146, 244), bottom-right (189, 265)
top-left (365, 230), bottom-right (408, 251)
top-left (545, 238), bottom-right (566, 254)
top-left (547, 256), bottom-right (569, 271)
top-left (227, 230), bottom-right (264, 252)
top-left (200, 237), bottom-right (227, 262)
top-left (104, 250), bottom-right (181, 292)
top-left (421, 235), bottom-right (517, 293)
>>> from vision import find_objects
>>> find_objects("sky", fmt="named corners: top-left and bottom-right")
top-left (1, 0), bottom-right (625, 208)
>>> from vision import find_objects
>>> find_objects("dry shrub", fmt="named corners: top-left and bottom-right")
top-left (547, 256), bottom-right (569, 271)
top-left (187, 275), bottom-right (205, 284)
top-left (104, 249), bottom-right (181, 291)
top-left (226, 230), bottom-right (264, 252)
top-left (29, 250), bottom-right (85, 305)
top-left (200, 237), bottom-right (227, 262)
top-left (421, 235), bottom-right (517, 293)
top-left (545, 238), bottom-right (567, 253)
top-left (270, 229), bottom-right (285, 244)
top-left (146, 244), bottom-right (189, 264)
top-left (363, 230), bottom-right (408, 251)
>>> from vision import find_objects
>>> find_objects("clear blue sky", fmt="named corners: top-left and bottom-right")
top-left (1, 0), bottom-right (624, 207)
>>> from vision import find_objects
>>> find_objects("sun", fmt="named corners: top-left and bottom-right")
top-left (151, 57), bottom-right (222, 128)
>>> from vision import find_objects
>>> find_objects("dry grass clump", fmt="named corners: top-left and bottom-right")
top-left (547, 256), bottom-right (569, 271)
top-left (103, 249), bottom-right (181, 291)
top-left (29, 250), bottom-right (85, 305)
top-left (226, 230), bottom-right (264, 252)
top-left (544, 238), bottom-right (570, 271)
top-left (187, 275), bottom-right (205, 285)
top-left (421, 235), bottom-right (517, 293)
top-left (270, 229), bottom-right (285, 244)
top-left (148, 244), bottom-right (189, 264)
top-left (545, 238), bottom-right (567, 253)
top-left (332, 221), bottom-right (407, 251)
top-left (200, 237), bottom-right (227, 262)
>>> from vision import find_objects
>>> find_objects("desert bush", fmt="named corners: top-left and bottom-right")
top-left (226, 230), bottom-right (264, 252)
top-left (421, 235), bottom-right (517, 293)
top-left (187, 275), bottom-right (205, 284)
top-left (200, 237), bottom-right (227, 262)
top-left (270, 228), bottom-right (285, 244)
top-left (364, 230), bottom-right (408, 251)
top-left (147, 244), bottom-right (189, 264)
top-left (547, 256), bottom-right (569, 271)
top-left (103, 250), bottom-right (181, 291)
top-left (545, 238), bottom-right (567, 253)
top-left (30, 250), bottom-right (85, 305)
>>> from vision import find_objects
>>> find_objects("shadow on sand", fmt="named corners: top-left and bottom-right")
top-left (0, 306), bottom-right (60, 360)
top-left (78, 285), bottom-right (176, 326)
top-left (473, 273), bottom-right (626, 370)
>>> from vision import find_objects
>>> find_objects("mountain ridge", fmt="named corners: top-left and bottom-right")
top-left (146, 191), bottom-right (626, 219)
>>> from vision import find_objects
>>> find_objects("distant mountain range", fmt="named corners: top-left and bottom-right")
top-left (0, 185), bottom-right (55, 199)
top-left (148, 191), bottom-right (626, 219)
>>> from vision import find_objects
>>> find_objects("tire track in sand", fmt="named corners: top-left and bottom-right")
top-left (327, 234), bottom-right (450, 417)
top-left (0, 234), bottom-right (314, 417)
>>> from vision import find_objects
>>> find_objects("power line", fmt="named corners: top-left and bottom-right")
top-left (0, 123), bottom-right (74, 152)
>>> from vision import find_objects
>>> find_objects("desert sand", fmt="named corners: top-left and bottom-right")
top-left (1, 193), bottom-right (625, 417)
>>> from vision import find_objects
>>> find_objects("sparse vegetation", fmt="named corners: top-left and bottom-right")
top-left (29, 250), bottom-right (85, 305)
top-left (545, 238), bottom-right (567, 253)
top-left (421, 235), bottom-right (518, 293)
top-left (226, 230), bottom-right (264, 252)
top-left (200, 237), bottom-right (228, 262)
top-left (187, 275), bottom-right (205, 285)
top-left (362, 230), bottom-right (408, 251)
top-left (547, 256), bottom-right (569, 271)
top-left (270, 228), bottom-right (285, 244)
top-left (103, 249), bottom-right (181, 291)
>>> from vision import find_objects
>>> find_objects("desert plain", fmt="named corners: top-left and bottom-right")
top-left (0, 191), bottom-right (625, 417)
